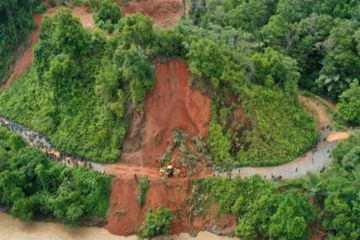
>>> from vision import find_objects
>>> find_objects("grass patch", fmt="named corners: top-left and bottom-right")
top-left (138, 176), bottom-right (149, 208)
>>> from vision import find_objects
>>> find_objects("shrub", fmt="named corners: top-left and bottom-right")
top-left (193, 176), bottom-right (316, 240)
top-left (138, 208), bottom-right (173, 238)
top-left (187, 38), bottom-right (228, 89)
top-left (337, 80), bottom-right (360, 126)
top-left (138, 176), bottom-right (149, 208)
top-left (93, 0), bottom-right (121, 32)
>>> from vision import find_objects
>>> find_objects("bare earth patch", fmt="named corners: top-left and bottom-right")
top-left (120, 0), bottom-right (185, 28)
top-left (327, 132), bottom-right (351, 142)
top-left (72, 5), bottom-right (95, 29)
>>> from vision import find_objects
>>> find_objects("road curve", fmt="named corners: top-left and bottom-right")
top-left (0, 96), bottom-right (356, 180)
top-left (218, 96), bottom-right (356, 179)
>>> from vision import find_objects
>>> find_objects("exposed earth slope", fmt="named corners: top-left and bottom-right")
top-left (121, 0), bottom-right (186, 28)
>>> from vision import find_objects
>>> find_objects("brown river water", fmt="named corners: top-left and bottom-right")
top-left (0, 212), bottom-right (237, 240)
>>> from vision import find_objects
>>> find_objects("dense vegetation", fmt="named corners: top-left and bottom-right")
top-left (0, 1), bottom-right (321, 167)
top-left (0, 10), bottom-right (157, 163)
top-left (194, 131), bottom-right (360, 239)
top-left (0, 127), bottom-right (112, 225)
top-left (138, 207), bottom-right (173, 239)
top-left (0, 0), bottom-right (45, 83)
top-left (182, 4), bottom-right (320, 168)
top-left (321, 133), bottom-right (360, 239)
top-left (337, 80), bottom-right (360, 126)
top-left (186, 0), bottom-right (360, 133)
top-left (193, 176), bottom-right (316, 240)
top-left (188, 0), bottom-right (360, 100)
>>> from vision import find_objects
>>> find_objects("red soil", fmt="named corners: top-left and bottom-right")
top-left (72, 5), bottom-right (95, 29)
top-left (192, 204), bottom-right (237, 236)
top-left (120, 0), bottom-right (186, 28)
top-left (0, 2), bottom-right (60, 92)
top-left (310, 224), bottom-right (325, 240)
top-left (118, 59), bottom-right (211, 168)
top-left (104, 60), bottom-right (229, 236)
top-left (105, 176), bottom-right (235, 236)
top-left (105, 177), bottom-right (191, 235)
top-left (0, 15), bottom-right (42, 92)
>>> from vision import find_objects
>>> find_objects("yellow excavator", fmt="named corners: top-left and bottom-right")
top-left (159, 165), bottom-right (181, 177)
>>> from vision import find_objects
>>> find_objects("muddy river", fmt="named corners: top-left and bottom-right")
top-left (0, 212), bottom-right (237, 240)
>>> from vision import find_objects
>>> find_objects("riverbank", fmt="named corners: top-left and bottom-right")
top-left (0, 212), bottom-right (237, 240)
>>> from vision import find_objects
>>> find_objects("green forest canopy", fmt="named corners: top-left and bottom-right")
top-left (0, 1), bottom-right (360, 239)
top-left (0, 0), bottom-right (45, 83)
top-left (0, 127), bottom-right (112, 225)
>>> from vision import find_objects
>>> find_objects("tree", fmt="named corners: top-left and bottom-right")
top-left (276, 0), bottom-right (319, 23)
top-left (289, 14), bottom-right (334, 89)
top-left (341, 146), bottom-right (360, 171)
top-left (0, 0), bottom-right (37, 81)
top-left (317, 19), bottom-right (360, 99)
top-left (260, 15), bottom-right (292, 49)
top-left (227, 0), bottom-right (274, 32)
top-left (51, 8), bottom-right (91, 58)
top-left (187, 38), bottom-right (228, 89)
top-left (251, 48), bottom-right (299, 95)
top-left (337, 80), bottom-right (360, 126)
top-left (93, 0), bottom-right (121, 24)
top-left (269, 190), bottom-right (315, 240)
top-left (322, 133), bottom-right (360, 240)
top-left (117, 14), bottom-right (154, 49)
top-left (117, 48), bottom-right (154, 106)
top-left (319, 0), bottom-right (360, 19)
top-left (11, 198), bottom-right (34, 221)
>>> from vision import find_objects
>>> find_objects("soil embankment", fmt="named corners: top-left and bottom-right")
top-left (0, 2), bottom-right (63, 92)
top-left (105, 60), bottom-right (222, 236)
top-left (117, 59), bottom-right (211, 168)
top-left (121, 0), bottom-right (185, 28)
top-left (0, 15), bottom-right (42, 92)
top-left (105, 178), bottom-right (191, 235)
top-left (0, 211), bottom-right (237, 240)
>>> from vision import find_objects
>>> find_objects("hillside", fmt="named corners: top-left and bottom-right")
top-left (0, 1), bottom-right (360, 240)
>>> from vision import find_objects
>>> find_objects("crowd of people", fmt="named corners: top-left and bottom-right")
top-left (0, 116), bottom-right (95, 170)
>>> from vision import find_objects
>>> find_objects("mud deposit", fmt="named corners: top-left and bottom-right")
top-left (0, 212), bottom-right (238, 240)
